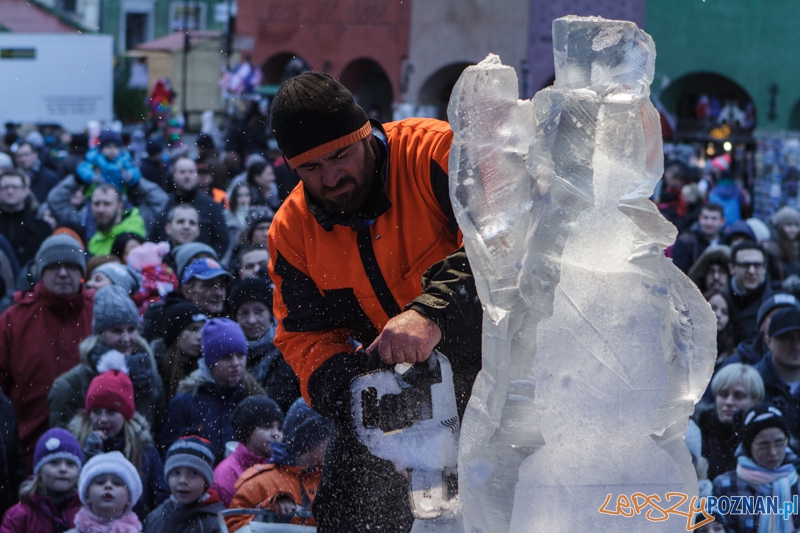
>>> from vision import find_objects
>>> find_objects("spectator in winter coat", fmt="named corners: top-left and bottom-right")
top-left (212, 395), bottom-right (284, 506)
top-left (688, 245), bottom-right (731, 294)
top-left (226, 398), bottom-right (330, 532)
top-left (0, 170), bottom-right (51, 265)
top-left (14, 141), bottom-right (59, 204)
top-left (164, 204), bottom-right (201, 249)
top-left (68, 370), bottom-right (168, 521)
top-left (47, 173), bottom-right (168, 239)
top-left (0, 428), bottom-right (82, 533)
top-left (712, 404), bottom-right (800, 533)
top-left (724, 241), bottom-right (773, 344)
top-left (180, 258), bottom-right (232, 318)
top-left (230, 278), bottom-right (300, 412)
top-left (0, 234), bottom-right (93, 468)
top-left (0, 389), bottom-right (27, 520)
top-left (149, 158), bottom-right (230, 257)
top-left (66, 451), bottom-right (143, 533)
top-left (143, 436), bottom-right (225, 533)
top-left (159, 318), bottom-right (265, 461)
top-left (725, 293), bottom-right (800, 367)
top-left (86, 184), bottom-right (146, 257)
top-left (150, 300), bottom-right (208, 400)
top-left (84, 262), bottom-right (141, 297)
top-left (48, 285), bottom-right (165, 431)
top-left (139, 141), bottom-right (170, 192)
top-left (672, 203), bottom-right (726, 273)
top-left (755, 307), bottom-right (800, 444)
top-left (695, 363), bottom-right (764, 481)
top-left (237, 245), bottom-right (269, 280)
top-left (709, 171), bottom-right (748, 227)
top-left (767, 206), bottom-right (800, 282)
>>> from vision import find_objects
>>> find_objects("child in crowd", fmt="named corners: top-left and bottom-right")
top-left (49, 285), bottom-right (165, 431)
top-left (143, 436), bottom-right (225, 533)
top-left (212, 395), bottom-right (284, 506)
top-left (66, 451), bottom-right (142, 533)
top-left (159, 318), bottom-right (265, 460)
top-left (226, 399), bottom-right (331, 532)
top-left (76, 130), bottom-right (141, 192)
top-left (0, 429), bottom-right (83, 533)
top-left (150, 301), bottom-right (207, 400)
top-left (68, 370), bottom-right (168, 521)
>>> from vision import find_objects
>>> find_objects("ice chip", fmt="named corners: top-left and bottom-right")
top-left (448, 15), bottom-right (716, 533)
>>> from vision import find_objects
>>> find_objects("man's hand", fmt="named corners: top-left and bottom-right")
top-left (366, 310), bottom-right (441, 365)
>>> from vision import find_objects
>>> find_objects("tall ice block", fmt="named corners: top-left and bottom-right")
top-left (448, 15), bottom-right (717, 533)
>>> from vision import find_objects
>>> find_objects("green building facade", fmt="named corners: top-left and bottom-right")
top-left (646, 0), bottom-right (800, 135)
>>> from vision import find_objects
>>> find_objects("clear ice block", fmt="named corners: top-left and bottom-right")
top-left (448, 16), bottom-right (716, 533)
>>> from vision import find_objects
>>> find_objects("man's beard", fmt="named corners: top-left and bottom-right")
top-left (95, 213), bottom-right (118, 234)
top-left (318, 174), bottom-right (371, 214)
top-left (313, 139), bottom-right (377, 215)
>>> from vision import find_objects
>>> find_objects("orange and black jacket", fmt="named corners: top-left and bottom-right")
top-left (268, 118), bottom-right (482, 423)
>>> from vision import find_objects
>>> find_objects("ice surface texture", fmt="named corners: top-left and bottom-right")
top-left (448, 16), bottom-right (716, 533)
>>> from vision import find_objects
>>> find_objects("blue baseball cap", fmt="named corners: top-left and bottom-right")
top-left (182, 257), bottom-right (232, 285)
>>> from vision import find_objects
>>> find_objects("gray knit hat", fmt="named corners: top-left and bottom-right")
top-left (172, 242), bottom-right (218, 280)
top-left (94, 263), bottom-right (141, 295)
top-left (93, 285), bottom-right (139, 334)
top-left (35, 234), bottom-right (86, 277)
top-left (164, 436), bottom-right (215, 488)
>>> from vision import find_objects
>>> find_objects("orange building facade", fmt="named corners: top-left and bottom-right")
top-left (236, 0), bottom-right (410, 122)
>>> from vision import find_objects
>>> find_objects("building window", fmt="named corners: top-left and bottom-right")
top-left (170, 2), bottom-right (206, 31)
top-left (59, 0), bottom-right (77, 13)
top-left (126, 12), bottom-right (149, 50)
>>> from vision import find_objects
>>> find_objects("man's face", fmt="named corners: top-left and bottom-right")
top-left (250, 222), bottom-right (270, 246)
top-left (698, 209), bottom-right (725, 239)
top-left (730, 249), bottom-right (766, 292)
top-left (166, 206), bottom-right (200, 245)
top-left (14, 144), bottom-right (37, 170)
top-left (91, 189), bottom-right (123, 233)
top-left (0, 176), bottom-right (28, 211)
top-left (704, 263), bottom-right (729, 292)
top-left (768, 329), bottom-right (800, 373)
top-left (240, 249), bottom-right (269, 279)
top-left (182, 276), bottom-right (229, 313)
top-left (236, 301), bottom-right (272, 340)
top-left (173, 159), bottom-right (199, 193)
top-left (40, 263), bottom-right (82, 296)
top-left (293, 137), bottom-right (375, 214)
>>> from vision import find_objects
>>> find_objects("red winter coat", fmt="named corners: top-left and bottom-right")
top-left (0, 283), bottom-right (93, 468)
top-left (0, 492), bottom-right (81, 533)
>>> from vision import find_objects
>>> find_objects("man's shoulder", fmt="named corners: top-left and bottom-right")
top-left (384, 118), bottom-right (451, 135)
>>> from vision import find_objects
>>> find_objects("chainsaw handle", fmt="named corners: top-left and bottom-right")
top-left (365, 349), bottom-right (394, 372)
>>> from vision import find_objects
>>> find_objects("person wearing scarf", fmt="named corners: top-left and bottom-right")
top-left (712, 404), bottom-right (799, 533)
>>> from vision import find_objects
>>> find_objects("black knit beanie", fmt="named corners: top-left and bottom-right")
top-left (270, 72), bottom-right (371, 168)
top-left (740, 404), bottom-right (789, 457)
top-left (230, 277), bottom-right (273, 316)
top-left (231, 395), bottom-right (284, 442)
top-left (284, 398), bottom-right (331, 459)
top-left (163, 300), bottom-right (207, 347)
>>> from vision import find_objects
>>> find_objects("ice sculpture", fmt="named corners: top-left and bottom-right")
top-left (448, 16), bottom-right (716, 533)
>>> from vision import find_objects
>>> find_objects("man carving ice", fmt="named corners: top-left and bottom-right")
top-left (267, 72), bottom-right (482, 532)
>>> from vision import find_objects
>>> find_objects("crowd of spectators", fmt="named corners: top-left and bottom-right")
top-left (2, 121), bottom-right (799, 532)
top-left (659, 154), bottom-right (800, 531)
top-left (0, 125), bottom-right (324, 533)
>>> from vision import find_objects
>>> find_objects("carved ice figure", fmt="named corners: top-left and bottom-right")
top-left (448, 16), bottom-right (716, 533)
